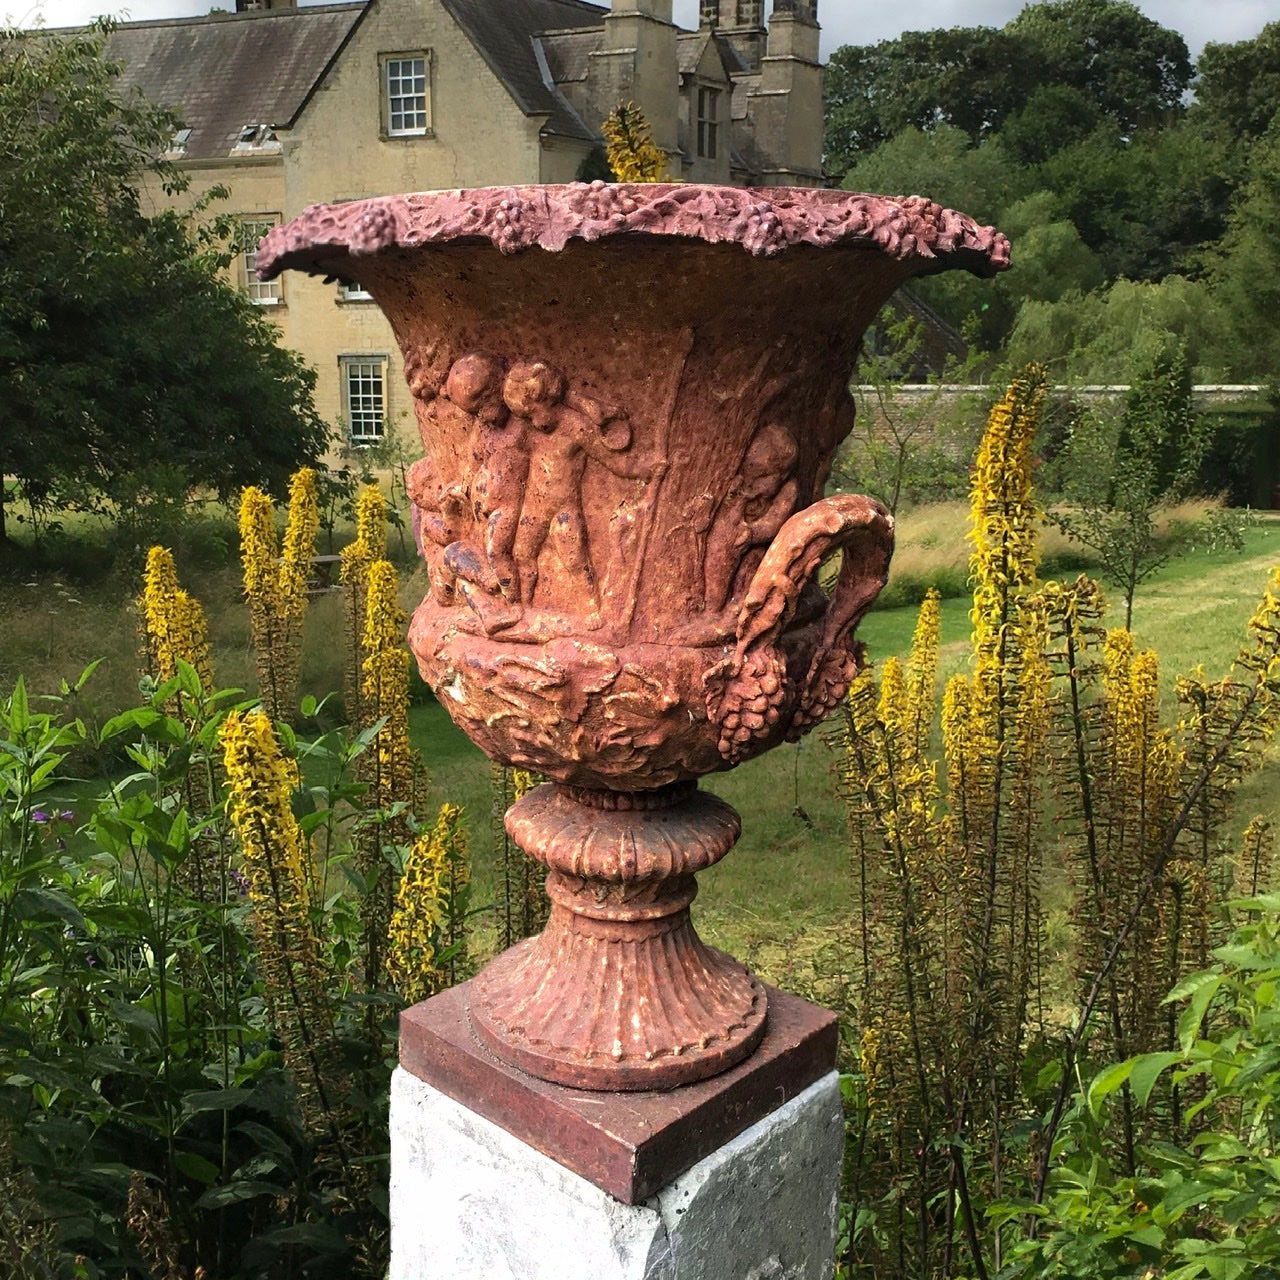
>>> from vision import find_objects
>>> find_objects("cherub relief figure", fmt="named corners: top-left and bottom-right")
top-left (406, 455), bottom-right (468, 604)
top-left (432, 352), bottom-right (520, 598)
top-left (503, 361), bottom-right (659, 616)
top-left (703, 422), bottom-right (800, 614)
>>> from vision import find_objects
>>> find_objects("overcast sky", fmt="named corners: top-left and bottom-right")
top-left (12, 0), bottom-right (1274, 59)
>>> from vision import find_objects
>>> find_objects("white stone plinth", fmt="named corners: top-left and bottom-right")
top-left (389, 1066), bottom-right (843, 1280)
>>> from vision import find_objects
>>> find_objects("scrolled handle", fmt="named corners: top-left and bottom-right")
top-left (704, 494), bottom-right (894, 763)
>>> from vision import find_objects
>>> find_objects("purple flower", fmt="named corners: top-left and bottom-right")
top-left (229, 868), bottom-right (250, 898)
top-left (31, 810), bottom-right (50, 823)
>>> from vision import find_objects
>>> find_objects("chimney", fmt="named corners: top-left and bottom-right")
top-left (701, 0), bottom-right (766, 70)
top-left (596, 0), bottom-right (678, 155)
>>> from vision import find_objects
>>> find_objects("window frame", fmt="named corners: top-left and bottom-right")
top-left (381, 52), bottom-right (432, 138)
top-left (696, 86), bottom-right (720, 161)
top-left (341, 355), bottom-right (388, 445)
top-left (240, 216), bottom-right (281, 305)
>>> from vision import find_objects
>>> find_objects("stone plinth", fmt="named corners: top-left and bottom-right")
top-left (399, 978), bottom-right (837, 1203)
top-left (389, 1066), bottom-right (844, 1280)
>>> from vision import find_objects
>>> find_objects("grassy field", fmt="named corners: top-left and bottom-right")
top-left (6, 502), bottom-right (1278, 983)
top-left (404, 516), bottom-right (1280, 977)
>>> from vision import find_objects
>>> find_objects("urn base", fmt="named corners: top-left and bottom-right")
top-left (470, 924), bottom-right (767, 1091)
top-left (467, 782), bottom-right (768, 1090)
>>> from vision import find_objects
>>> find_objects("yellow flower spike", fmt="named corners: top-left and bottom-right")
top-left (220, 709), bottom-right (341, 1137)
top-left (969, 367), bottom-right (1046, 660)
top-left (238, 471), bottom-right (318, 722)
top-left (387, 803), bottom-right (470, 1005)
top-left (238, 487), bottom-right (278, 607)
top-left (904, 590), bottom-right (941, 759)
top-left (362, 560), bottom-right (406, 657)
top-left (139, 546), bottom-right (214, 694)
top-left (859, 1024), bottom-right (883, 1113)
top-left (354, 484), bottom-right (387, 564)
top-left (877, 656), bottom-right (907, 747)
top-left (602, 101), bottom-right (668, 182)
top-left (278, 467), bottom-right (319, 622)
top-left (1238, 816), bottom-right (1276, 897)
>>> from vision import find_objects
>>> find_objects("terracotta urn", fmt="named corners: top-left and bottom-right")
top-left (260, 183), bottom-right (1009, 1090)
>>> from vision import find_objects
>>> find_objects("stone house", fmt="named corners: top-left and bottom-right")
top-left (103, 0), bottom-right (824, 447)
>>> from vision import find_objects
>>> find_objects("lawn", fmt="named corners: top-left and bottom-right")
top-left (404, 516), bottom-right (1280, 977)
top-left (9, 502), bottom-right (1277, 982)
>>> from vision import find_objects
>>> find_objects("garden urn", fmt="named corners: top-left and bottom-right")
top-left (259, 183), bottom-right (1009, 1090)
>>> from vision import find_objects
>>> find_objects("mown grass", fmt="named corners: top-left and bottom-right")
top-left (691, 517), bottom-right (1280, 969)
top-left (6, 504), bottom-right (1277, 980)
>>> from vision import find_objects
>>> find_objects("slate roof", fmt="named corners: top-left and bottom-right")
top-left (93, 0), bottom-right (728, 158)
top-left (102, 5), bottom-right (364, 161)
top-left (539, 27), bottom-right (600, 85)
top-left (440, 0), bottom-right (606, 141)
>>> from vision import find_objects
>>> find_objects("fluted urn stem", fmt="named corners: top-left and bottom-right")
top-left (469, 783), bottom-right (767, 1090)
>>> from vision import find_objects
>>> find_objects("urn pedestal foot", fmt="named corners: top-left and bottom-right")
top-left (468, 782), bottom-right (768, 1090)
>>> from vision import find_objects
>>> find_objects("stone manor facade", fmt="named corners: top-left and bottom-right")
top-left (100, 0), bottom-right (825, 444)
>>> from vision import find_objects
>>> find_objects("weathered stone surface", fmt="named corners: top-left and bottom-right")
top-left (399, 979), bottom-right (838, 1203)
top-left (265, 182), bottom-right (1008, 1089)
top-left (388, 1067), bottom-right (844, 1280)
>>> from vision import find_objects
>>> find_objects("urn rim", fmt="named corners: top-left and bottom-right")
top-left (256, 181), bottom-right (1010, 282)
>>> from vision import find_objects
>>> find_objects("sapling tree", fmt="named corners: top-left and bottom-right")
top-left (834, 310), bottom-right (982, 513)
top-left (1049, 340), bottom-right (1210, 629)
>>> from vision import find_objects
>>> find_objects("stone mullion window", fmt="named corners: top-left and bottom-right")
top-left (341, 356), bottom-right (387, 443)
top-left (383, 53), bottom-right (431, 137)
top-left (696, 88), bottom-right (719, 160)
top-left (241, 217), bottom-right (281, 304)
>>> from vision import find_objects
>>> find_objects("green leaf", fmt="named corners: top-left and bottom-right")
top-left (174, 1151), bottom-right (220, 1185)
top-left (195, 1178), bottom-right (282, 1210)
top-left (1178, 975), bottom-right (1223, 1053)
top-left (182, 1087), bottom-right (255, 1115)
top-left (1088, 1057), bottom-right (1138, 1116)
top-left (72, 659), bottom-right (104, 692)
top-left (12, 886), bottom-right (85, 930)
top-left (1129, 1051), bottom-right (1184, 1108)
top-left (253, 1221), bottom-right (347, 1252)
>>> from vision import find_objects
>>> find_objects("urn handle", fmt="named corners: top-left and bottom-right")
top-left (704, 494), bottom-right (894, 764)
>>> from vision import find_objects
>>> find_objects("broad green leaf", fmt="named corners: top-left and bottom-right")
top-left (1129, 1051), bottom-right (1185, 1108)
top-left (1088, 1057), bottom-right (1138, 1116)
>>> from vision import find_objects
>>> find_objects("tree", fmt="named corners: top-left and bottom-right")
top-left (0, 23), bottom-right (327, 544)
top-left (824, 27), bottom-right (1033, 175)
top-left (1005, 276), bottom-right (1233, 383)
top-left (1008, 0), bottom-right (1192, 133)
top-left (1033, 120), bottom-right (1235, 281)
top-left (1049, 341), bottom-right (1210, 630)
top-left (1210, 129), bottom-right (1280, 381)
top-left (822, 1), bottom-right (1192, 181)
top-left (1191, 22), bottom-right (1280, 148)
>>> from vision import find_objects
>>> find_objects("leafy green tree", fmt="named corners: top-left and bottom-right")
top-left (823, 27), bottom-right (1033, 174)
top-left (998, 83), bottom-right (1102, 166)
top-left (998, 194), bottom-right (1106, 304)
top-left (0, 23), bottom-right (327, 545)
top-left (1192, 22), bottom-right (1280, 148)
top-left (1005, 277), bottom-right (1232, 382)
top-left (1007, 0), bottom-right (1192, 132)
top-left (1049, 341), bottom-right (1211, 630)
top-left (823, 0), bottom-right (1192, 181)
top-left (1024, 121), bottom-right (1232, 282)
top-left (1209, 129), bottom-right (1280, 381)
